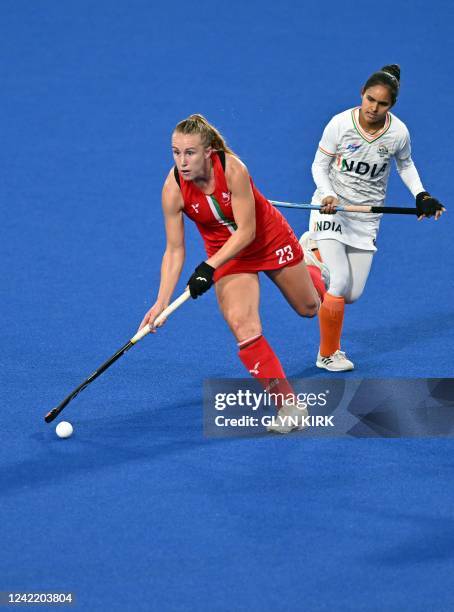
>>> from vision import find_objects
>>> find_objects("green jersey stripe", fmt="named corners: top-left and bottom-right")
top-left (205, 195), bottom-right (237, 233)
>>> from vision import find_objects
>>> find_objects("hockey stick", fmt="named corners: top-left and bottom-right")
top-left (44, 290), bottom-right (191, 423)
top-left (270, 200), bottom-right (418, 215)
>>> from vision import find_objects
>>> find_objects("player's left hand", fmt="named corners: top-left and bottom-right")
top-left (187, 261), bottom-right (215, 298)
top-left (416, 192), bottom-right (446, 221)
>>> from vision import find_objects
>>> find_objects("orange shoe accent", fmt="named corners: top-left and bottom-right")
top-left (318, 293), bottom-right (345, 356)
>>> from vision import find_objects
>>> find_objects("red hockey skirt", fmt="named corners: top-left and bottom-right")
top-left (212, 225), bottom-right (304, 282)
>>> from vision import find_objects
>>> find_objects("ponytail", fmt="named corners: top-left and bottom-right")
top-left (174, 114), bottom-right (236, 155)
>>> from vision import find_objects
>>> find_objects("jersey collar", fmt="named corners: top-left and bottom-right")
top-left (351, 107), bottom-right (392, 143)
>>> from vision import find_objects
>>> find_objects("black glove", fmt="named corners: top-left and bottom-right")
top-left (416, 192), bottom-right (444, 218)
top-left (187, 261), bottom-right (215, 299)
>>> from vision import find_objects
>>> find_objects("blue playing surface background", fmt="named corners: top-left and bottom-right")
top-left (1, 1), bottom-right (454, 610)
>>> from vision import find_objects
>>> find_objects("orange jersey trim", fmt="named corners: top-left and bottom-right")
top-left (318, 145), bottom-right (336, 157)
top-left (351, 107), bottom-right (392, 143)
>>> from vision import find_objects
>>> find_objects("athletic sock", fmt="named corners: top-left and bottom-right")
top-left (238, 335), bottom-right (294, 408)
top-left (307, 265), bottom-right (326, 301)
top-left (318, 292), bottom-right (345, 356)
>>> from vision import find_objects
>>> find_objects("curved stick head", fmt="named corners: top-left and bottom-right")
top-left (44, 408), bottom-right (60, 423)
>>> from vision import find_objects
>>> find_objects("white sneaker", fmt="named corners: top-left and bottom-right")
top-left (299, 231), bottom-right (330, 290)
top-left (266, 400), bottom-right (309, 434)
top-left (316, 350), bottom-right (354, 372)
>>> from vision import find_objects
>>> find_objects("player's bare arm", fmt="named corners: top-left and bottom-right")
top-left (138, 170), bottom-right (186, 330)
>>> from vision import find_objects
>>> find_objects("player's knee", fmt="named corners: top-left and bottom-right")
top-left (296, 299), bottom-right (319, 318)
top-left (344, 288), bottom-right (364, 304)
top-left (306, 299), bottom-right (320, 318)
top-left (226, 311), bottom-right (261, 339)
top-left (328, 274), bottom-right (350, 299)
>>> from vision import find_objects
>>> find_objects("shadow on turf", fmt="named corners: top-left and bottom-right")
top-left (0, 399), bottom-right (285, 496)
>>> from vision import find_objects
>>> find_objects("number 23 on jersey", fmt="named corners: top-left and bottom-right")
top-left (276, 245), bottom-right (294, 264)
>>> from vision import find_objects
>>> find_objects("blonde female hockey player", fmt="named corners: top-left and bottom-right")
top-left (139, 114), bottom-right (327, 432)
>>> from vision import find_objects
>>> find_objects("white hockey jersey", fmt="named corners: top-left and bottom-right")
top-left (309, 107), bottom-right (423, 250)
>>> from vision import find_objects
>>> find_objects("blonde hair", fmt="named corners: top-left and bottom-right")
top-left (174, 114), bottom-right (236, 155)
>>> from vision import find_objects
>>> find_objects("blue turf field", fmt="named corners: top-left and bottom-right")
top-left (1, 1), bottom-right (454, 610)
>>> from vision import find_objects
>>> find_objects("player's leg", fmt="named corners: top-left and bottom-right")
top-left (343, 246), bottom-right (374, 304)
top-left (215, 273), bottom-right (292, 382)
top-left (265, 261), bottom-right (323, 317)
top-left (215, 273), bottom-right (305, 432)
top-left (264, 262), bottom-right (324, 432)
top-left (315, 239), bottom-right (354, 371)
top-left (215, 272), bottom-right (262, 343)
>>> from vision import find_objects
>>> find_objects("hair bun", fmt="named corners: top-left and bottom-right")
top-left (381, 64), bottom-right (401, 83)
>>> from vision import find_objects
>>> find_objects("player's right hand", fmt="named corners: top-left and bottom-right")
top-left (138, 303), bottom-right (167, 333)
top-left (320, 196), bottom-right (338, 214)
